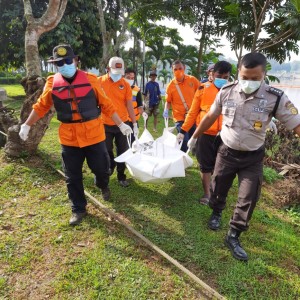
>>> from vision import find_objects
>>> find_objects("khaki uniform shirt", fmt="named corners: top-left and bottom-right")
top-left (210, 81), bottom-right (300, 151)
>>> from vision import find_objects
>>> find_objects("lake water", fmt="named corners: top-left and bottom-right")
top-left (273, 85), bottom-right (300, 110)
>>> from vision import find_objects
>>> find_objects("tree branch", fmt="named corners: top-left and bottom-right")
top-left (96, 0), bottom-right (107, 35)
top-left (22, 0), bottom-right (34, 23)
top-left (114, 0), bottom-right (130, 52)
top-left (36, 0), bottom-right (68, 34)
top-left (256, 29), bottom-right (294, 51)
top-left (251, 0), bottom-right (270, 51)
top-left (252, 0), bottom-right (258, 27)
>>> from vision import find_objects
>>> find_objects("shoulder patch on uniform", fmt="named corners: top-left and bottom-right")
top-left (221, 81), bottom-right (237, 89)
top-left (267, 86), bottom-right (284, 97)
top-left (198, 85), bottom-right (204, 90)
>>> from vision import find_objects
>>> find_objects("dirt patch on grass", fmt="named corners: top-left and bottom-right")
top-left (264, 176), bottom-right (300, 208)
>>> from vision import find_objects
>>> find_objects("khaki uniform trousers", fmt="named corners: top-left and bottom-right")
top-left (209, 142), bottom-right (265, 232)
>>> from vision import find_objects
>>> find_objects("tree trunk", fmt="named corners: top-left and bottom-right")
top-left (196, 13), bottom-right (208, 78)
top-left (133, 34), bottom-right (137, 71)
top-left (4, 0), bottom-right (67, 157)
top-left (4, 77), bottom-right (55, 157)
top-left (96, 0), bottom-right (130, 75)
top-left (96, 0), bottom-right (111, 74)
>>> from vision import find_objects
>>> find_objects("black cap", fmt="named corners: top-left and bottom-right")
top-left (47, 44), bottom-right (78, 62)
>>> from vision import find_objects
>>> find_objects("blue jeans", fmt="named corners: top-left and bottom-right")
top-left (175, 121), bottom-right (196, 152)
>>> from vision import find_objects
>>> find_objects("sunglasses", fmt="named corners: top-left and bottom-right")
top-left (55, 58), bottom-right (73, 67)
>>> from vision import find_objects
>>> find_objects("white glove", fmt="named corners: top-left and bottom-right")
top-left (133, 123), bottom-right (139, 138)
top-left (163, 109), bottom-right (169, 118)
top-left (19, 124), bottom-right (31, 141)
top-left (118, 122), bottom-right (133, 136)
top-left (187, 137), bottom-right (197, 151)
top-left (267, 120), bottom-right (278, 134)
top-left (176, 133), bottom-right (185, 143)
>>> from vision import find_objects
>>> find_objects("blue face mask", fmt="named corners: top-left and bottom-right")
top-left (214, 78), bottom-right (228, 89)
top-left (58, 63), bottom-right (77, 78)
top-left (109, 72), bottom-right (122, 82)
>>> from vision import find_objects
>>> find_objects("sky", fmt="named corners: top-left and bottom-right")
top-left (152, 19), bottom-right (300, 63)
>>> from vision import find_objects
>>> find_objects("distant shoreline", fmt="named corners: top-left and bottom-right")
top-left (273, 84), bottom-right (300, 88)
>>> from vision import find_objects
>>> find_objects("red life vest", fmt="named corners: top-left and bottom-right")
top-left (52, 70), bottom-right (100, 123)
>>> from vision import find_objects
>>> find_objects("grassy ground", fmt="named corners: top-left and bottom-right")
top-left (0, 84), bottom-right (25, 100)
top-left (1, 85), bottom-right (300, 299)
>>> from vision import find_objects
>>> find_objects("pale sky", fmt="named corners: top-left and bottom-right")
top-left (154, 19), bottom-right (300, 63)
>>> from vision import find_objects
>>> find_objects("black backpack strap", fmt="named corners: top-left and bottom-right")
top-left (267, 87), bottom-right (284, 117)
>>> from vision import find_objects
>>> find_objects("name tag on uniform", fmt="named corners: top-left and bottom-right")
top-left (252, 99), bottom-right (270, 113)
top-left (224, 100), bottom-right (237, 107)
top-left (253, 107), bottom-right (265, 113)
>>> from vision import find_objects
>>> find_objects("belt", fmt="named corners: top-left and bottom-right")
top-left (223, 144), bottom-right (265, 156)
top-left (62, 116), bottom-right (99, 123)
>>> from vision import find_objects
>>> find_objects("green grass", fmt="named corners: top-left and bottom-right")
top-left (263, 166), bottom-right (283, 184)
top-left (0, 84), bottom-right (25, 99)
top-left (0, 84), bottom-right (25, 114)
top-left (1, 84), bottom-right (300, 299)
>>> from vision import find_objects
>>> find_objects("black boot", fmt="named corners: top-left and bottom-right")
top-left (101, 187), bottom-right (111, 201)
top-left (208, 211), bottom-right (222, 230)
top-left (69, 212), bottom-right (87, 226)
top-left (225, 228), bottom-right (248, 261)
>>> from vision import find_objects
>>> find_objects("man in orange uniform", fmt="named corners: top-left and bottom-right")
top-left (124, 67), bottom-right (143, 143)
top-left (163, 60), bottom-right (200, 152)
top-left (177, 61), bottom-right (232, 205)
top-left (19, 45), bottom-right (132, 225)
top-left (98, 57), bottom-right (138, 187)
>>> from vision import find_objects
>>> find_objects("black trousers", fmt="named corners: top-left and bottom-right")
top-left (61, 141), bottom-right (110, 213)
top-left (195, 133), bottom-right (218, 173)
top-left (209, 143), bottom-right (264, 232)
top-left (104, 124), bottom-right (130, 181)
top-left (175, 121), bottom-right (196, 153)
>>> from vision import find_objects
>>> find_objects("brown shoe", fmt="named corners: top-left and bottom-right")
top-left (69, 212), bottom-right (87, 226)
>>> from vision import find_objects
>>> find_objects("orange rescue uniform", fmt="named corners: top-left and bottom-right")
top-left (130, 85), bottom-right (141, 122)
top-left (165, 74), bottom-right (200, 122)
top-left (98, 74), bottom-right (132, 125)
top-left (181, 82), bottom-right (222, 136)
top-left (33, 72), bottom-right (116, 147)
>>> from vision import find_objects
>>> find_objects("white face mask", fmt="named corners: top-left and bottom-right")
top-left (109, 72), bottom-right (122, 82)
top-left (239, 79), bottom-right (262, 94)
top-left (125, 79), bottom-right (134, 86)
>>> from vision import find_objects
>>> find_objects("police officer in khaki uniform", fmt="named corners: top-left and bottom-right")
top-left (188, 52), bottom-right (300, 261)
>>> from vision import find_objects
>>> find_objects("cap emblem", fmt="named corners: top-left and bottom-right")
top-left (57, 47), bottom-right (67, 56)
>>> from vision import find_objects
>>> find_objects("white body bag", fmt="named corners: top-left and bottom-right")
top-left (115, 116), bottom-right (193, 184)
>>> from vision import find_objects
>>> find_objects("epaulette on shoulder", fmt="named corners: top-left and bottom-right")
top-left (222, 81), bottom-right (237, 90)
top-left (267, 86), bottom-right (284, 97)
top-left (198, 85), bottom-right (204, 90)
